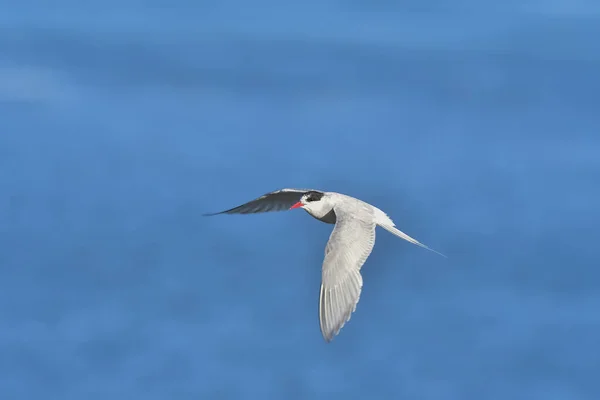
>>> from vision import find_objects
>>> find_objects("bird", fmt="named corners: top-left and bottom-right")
top-left (204, 188), bottom-right (445, 342)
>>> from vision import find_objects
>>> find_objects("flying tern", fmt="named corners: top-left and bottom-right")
top-left (204, 188), bottom-right (445, 342)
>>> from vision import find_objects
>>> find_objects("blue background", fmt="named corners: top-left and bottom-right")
top-left (1, 1), bottom-right (599, 399)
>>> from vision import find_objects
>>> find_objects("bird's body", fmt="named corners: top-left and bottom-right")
top-left (204, 188), bottom-right (444, 342)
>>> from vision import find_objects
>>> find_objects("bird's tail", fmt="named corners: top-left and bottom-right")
top-left (378, 223), bottom-right (446, 258)
top-left (373, 208), bottom-right (446, 257)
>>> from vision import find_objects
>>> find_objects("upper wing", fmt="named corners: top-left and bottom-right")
top-left (203, 188), bottom-right (319, 216)
top-left (319, 209), bottom-right (377, 342)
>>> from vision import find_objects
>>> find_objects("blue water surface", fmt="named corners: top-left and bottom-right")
top-left (1, 1), bottom-right (599, 399)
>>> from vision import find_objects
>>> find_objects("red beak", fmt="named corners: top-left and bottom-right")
top-left (290, 201), bottom-right (303, 209)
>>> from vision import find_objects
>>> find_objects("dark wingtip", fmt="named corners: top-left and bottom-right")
top-left (202, 211), bottom-right (223, 217)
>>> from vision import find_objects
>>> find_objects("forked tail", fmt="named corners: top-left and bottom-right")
top-left (378, 223), bottom-right (447, 258)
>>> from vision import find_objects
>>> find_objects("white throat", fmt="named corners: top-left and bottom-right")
top-left (302, 198), bottom-right (333, 219)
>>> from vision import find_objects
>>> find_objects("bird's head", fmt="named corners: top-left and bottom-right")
top-left (289, 191), bottom-right (331, 217)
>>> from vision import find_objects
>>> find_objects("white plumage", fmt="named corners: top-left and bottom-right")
top-left (205, 188), bottom-right (445, 342)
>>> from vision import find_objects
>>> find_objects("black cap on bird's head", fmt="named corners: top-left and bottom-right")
top-left (304, 191), bottom-right (324, 203)
top-left (290, 190), bottom-right (325, 209)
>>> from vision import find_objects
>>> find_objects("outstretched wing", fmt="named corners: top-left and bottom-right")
top-left (319, 208), bottom-right (376, 342)
top-left (203, 188), bottom-right (320, 216)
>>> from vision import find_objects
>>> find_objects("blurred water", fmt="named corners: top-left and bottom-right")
top-left (1, 1), bottom-right (599, 399)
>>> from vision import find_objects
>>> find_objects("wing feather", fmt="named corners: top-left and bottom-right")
top-left (319, 209), bottom-right (376, 342)
top-left (203, 188), bottom-right (320, 216)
